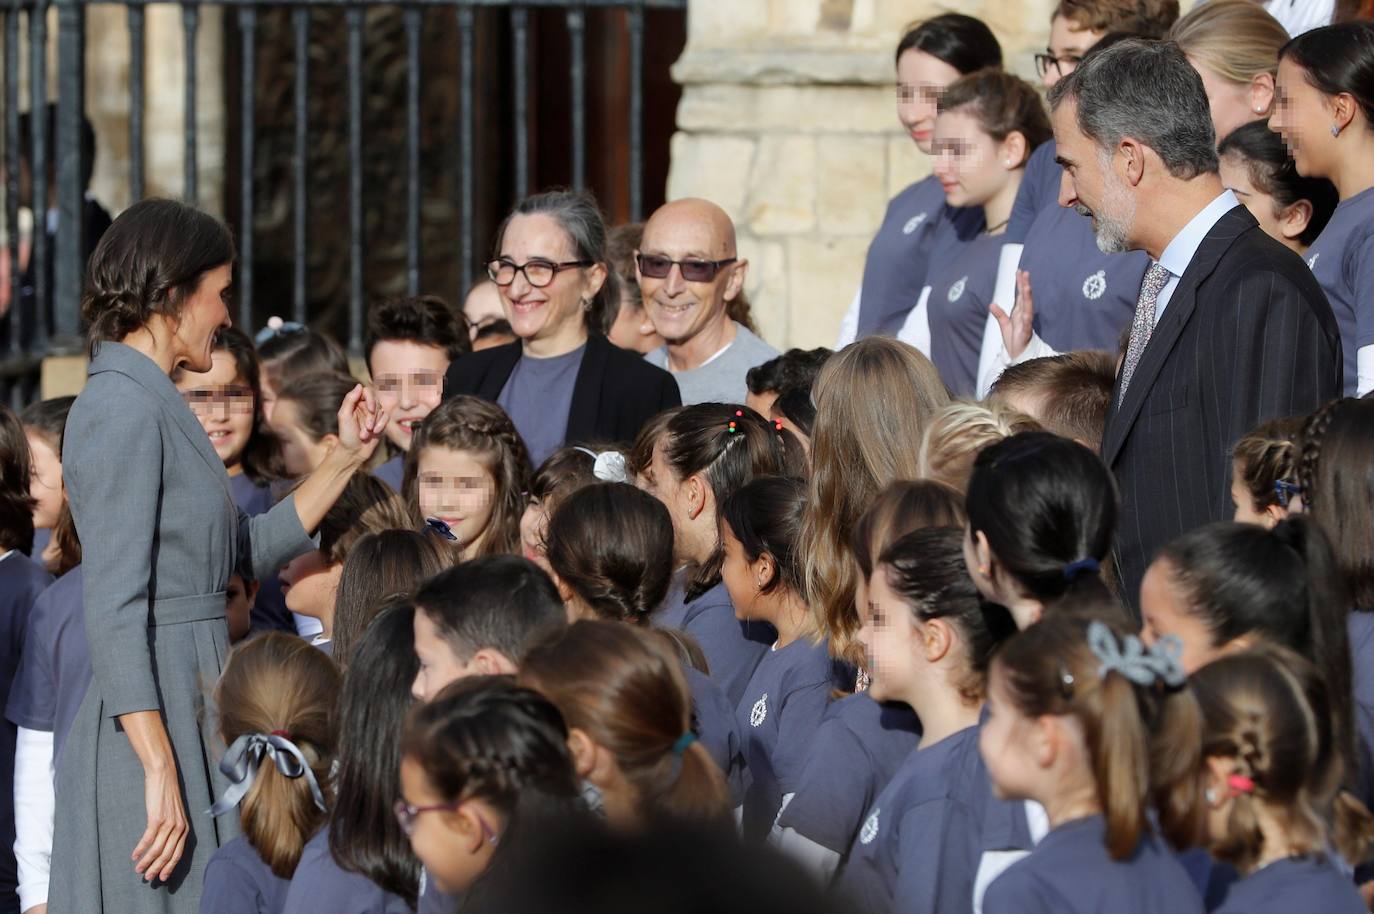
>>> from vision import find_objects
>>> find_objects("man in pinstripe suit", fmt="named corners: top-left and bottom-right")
top-left (1047, 39), bottom-right (1342, 610)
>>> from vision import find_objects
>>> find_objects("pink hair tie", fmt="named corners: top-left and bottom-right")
top-left (1227, 774), bottom-right (1256, 796)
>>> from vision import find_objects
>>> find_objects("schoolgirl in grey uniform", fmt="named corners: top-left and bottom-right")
top-left (51, 199), bottom-right (389, 914)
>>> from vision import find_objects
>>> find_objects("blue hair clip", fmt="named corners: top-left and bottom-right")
top-left (1273, 479), bottom-right (1302, 509)
top-left (424, 517), bottom-right (458, 542)
top-left (253, 316), bottom-right (307, 347)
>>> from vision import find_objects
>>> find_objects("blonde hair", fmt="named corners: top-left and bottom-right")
top-left (1169, 0), bottom-right (1288, 87)
top-left (918, 401), bottom-right (1042, 494)
top-left (801, 338), bottom-right (950, 663)
top-left (214, 633), bottom-right (341, 878)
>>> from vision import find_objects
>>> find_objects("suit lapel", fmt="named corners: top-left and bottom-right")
top-left (566, 334), bottom-right (609, 443)
top-left (1101, 207), bottom-right (1255, 465)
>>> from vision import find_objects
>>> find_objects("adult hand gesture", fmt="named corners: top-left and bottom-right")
top-left (335, 383), bottom-right (390, 466)
top-left (989, 270), bottom-right (1035, 360)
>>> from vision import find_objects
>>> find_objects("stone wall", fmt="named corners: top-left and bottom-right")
top-left (668, 0), bottom-right (1057, 350)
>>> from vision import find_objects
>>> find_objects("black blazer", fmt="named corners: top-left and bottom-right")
top-left (443, 333), bottom-right (682, 448)
top-left (1103, 205), bottom-right (1342, 610)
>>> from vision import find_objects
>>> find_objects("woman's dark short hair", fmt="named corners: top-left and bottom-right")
top-left (82, 198), bottom-right (236, 352)
top-left (895, 14), bottom-right (1003, 72)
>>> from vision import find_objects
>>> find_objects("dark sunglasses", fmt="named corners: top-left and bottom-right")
top-left (636, 253), bottom-right (737, 283)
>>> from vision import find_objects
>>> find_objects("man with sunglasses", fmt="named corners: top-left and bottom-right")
top-left (638, 198), bottom-right (779, 405)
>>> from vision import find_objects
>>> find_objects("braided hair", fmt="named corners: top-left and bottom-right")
top-left (1297, 398), bottom-right (1374, 609)
top-left (405, 395), bottom-right (532, 557)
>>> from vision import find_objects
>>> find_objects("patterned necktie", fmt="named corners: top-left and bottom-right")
top-left (1118, 262), bottom-right (1172, 404)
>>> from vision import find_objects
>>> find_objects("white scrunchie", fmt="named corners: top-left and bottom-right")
top-left (575, 447), bottom-right (629, 483)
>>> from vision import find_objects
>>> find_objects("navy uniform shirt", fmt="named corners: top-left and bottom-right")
top-left (857, 176), bottom-right (985, 338)
top-left (685, 665), bottom-right (746, 806)
top-left (0, 552), bottom-right (52, 914)
top-left (373, 453), bottom-right (405, 494)
top-left (1008, 141), bottom-right (1148, 354)
top-left (1212, 855), bottom-right (1364, 914)
top-left (283, 828), bottom-right (412, 914)
top-left (1347, 611), bottom-right (1374, 805)
top-left (983, 815), bottom-right (1205, 914)
top-left (736, 636), bottom-right (836, 842)
top-left (200, 835), bottom-right (291, 914)
top-left (654, 577), bottom-right (772, 709)
top-left (1306, 185), bottom-right (1374, 395)
top-left (775, 692), bottom-right (921, 860)
top-left (927, 232), bottom-right (1007, 397)
top-left (5, 566), bottom-right (89, 769)
top-left (497, 345), bottom-right (586, 467)
top-left (230, 473), bottom-right (296, 635)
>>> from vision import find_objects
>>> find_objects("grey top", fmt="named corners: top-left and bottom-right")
top-left (653, 577), bottom-right (772, 708)
top-left (1213, 855), bottom-right (1365, 914)
top-left (6, 565), bottom-right (89, 769)
top-left (645, 322), bottom-right (779, 406)
top-left (372, 453), bottom-right (405, 494)
top-left (497, 345), bottom-right (585, 466)
top-left (927, 231), bottom-right (1005, 398)
top-left (200, 836), bottom-right (291, 914)
top-left (1306, 185), bottom-right (1374, 395)
top-left (283, 828), bottom-right (412, 914)
top-left (49, 341), bottom-right (318, 914)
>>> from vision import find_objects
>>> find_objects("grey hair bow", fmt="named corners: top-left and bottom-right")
top-left (208, 733), bottom-right (327, 817)
top-left (1086, 620), bottom-right (1186, 690)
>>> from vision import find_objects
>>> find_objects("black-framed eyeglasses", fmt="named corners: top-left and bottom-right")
top-left (1273, 479), bottom-right (1303, 508)
top-left (486, 258), bottom-right (591, 288)
top-left (636, 253), bottom-right (737, 283)
top-left (1034, 53), bottom-right (1082, 79)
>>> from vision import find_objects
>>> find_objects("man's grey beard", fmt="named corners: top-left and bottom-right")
top-left (1089, 166), bottom-right (1136, 254)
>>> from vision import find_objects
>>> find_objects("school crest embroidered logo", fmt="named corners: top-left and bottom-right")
top-left (948, 277), bottom-right (968, 303)
top-left (1308, 253), bottom-right (1321, 271)
top-left (902, 212), bottom-right (928, 235)
top-left (860, 809), bottom-right (880, 844)
top-left (750, 693), bottom-right (769, 728)
top-left (1082, 270), bottom-right (1107, 300)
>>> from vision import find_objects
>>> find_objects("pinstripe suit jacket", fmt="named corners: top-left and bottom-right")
top-left (1103, 205), bottom-right (1342, 611)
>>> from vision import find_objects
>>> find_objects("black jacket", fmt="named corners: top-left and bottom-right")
top-left (442, 333), bottom-right (681, 448)
top-left (1104, 205), bottom-right (1342, 609)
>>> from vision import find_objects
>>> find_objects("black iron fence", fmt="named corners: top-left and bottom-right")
top-left (1, 0), bottom-right (686, 406)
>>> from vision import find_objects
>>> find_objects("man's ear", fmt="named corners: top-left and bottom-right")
top-left (723, 259), bottom-right (749, 303)
top-left (1119, 138), bottom-right (1146, 187)
top-left (473, 648), bottom-right (519, 676)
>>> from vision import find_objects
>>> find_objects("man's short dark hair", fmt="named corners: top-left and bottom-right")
top-left (365, 295), bottom-right (471, 368)
top-left (1047, 38), bottom-right (1218, 179)
top-left (745, 347), bottom-right (833, 396)
top-left (988, 351), bottom-right (1116, 452)
top-left (414, 556), bottom-right (566, 663)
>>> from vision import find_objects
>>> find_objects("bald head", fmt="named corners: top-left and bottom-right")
top-left (636, 198), bottom-right (749, 350)
top-left (642, 198), bottom-right (738, 259)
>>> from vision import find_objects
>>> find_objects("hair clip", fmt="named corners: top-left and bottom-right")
top-left (253, 315), bottom-right (307, 347)
top-left (1273, 479), bottom-right (1302, 508)
top-left (424, 516), bottom-right (458, 542)
top-left (773, 419), bottom-right (785, 433)
top-left (735, 410), bottom-right (744, 417)
top-left (1227, 774), bottom-right (1256, 796)
top-left (1057, 659), bottom-right (1076, 700)
top-left (209, 732), bottom-right (327, 817)
top-left (727, 420), bottom-right (737, 434)
top-left (574, 447), bottom-right (629, 483)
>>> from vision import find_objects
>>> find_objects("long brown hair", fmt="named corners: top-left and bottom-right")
top-left (213, 633), bottom-right (341, 878)
top-left (405, 395), bottom-right (531, 558)
top-left (520, 621), bottom-right (730, 824)
top-left (332, 529), bottom-right (449, 668)
top-left (993, 613), bottom-right (1204, 860)
top-left (1297, 398), bottom-right (1374, 609)
top-left (1232, 416), bottom-right (1302, 515)
top-left (801, 338), bottom-right (950, 662)
top-left (850, 479), bottom-right (967, 582)
top-left (315, 473), bottom-right (418, 566)
top-left (0, 404), bottom-right (34, 555)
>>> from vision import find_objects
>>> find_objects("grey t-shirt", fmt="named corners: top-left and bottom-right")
top-left (497, 345), bottom-right (586, 466)
top-left (1305, 185), bottom-right (1374, 395)
top-left (645, 322), bottom-right (779, 405)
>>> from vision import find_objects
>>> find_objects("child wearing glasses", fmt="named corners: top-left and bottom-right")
top-left (202, 633), bottom-right (339, 914)
top-left (364, 296), bottom-right (471, 493)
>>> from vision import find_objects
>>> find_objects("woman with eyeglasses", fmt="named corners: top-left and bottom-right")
top-left (443, 190), bottom-right (680, 465)
top-left (836, 14), bottom-right (1001, 347)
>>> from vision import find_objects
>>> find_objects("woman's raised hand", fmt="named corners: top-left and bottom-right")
top-left (336, 383), bottom-right (390, 465)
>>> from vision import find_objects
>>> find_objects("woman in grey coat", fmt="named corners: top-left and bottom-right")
top-left (48, 199), bottom-right (389, 914)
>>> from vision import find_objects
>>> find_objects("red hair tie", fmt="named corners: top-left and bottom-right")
top-left (270, 729), bottom-right (293, 740)
top-left (1227, 774), bottom-right (1255, 796)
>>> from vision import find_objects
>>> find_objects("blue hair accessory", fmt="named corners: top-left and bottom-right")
top-left (1062, 558), bottom-right (1100, 582)
top-left (253, 316), bottom-right (307, 347)
top-left (208, 732), bottom-right (327, 817)
top-left (671, 732), bottom-right (697, 757)
top-left (424, 517), bottom-right (458, 542)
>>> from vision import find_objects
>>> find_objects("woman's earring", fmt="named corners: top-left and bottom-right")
top-left (581, 298), bottom-right (593, 311)
top-left (1253, 105), bottom-right (1264, 114)
top-left (1332, 124), bottom-right (1343, 137)
top-left (1205, 787), bottom-right (1219, 805)
top-left (978, 564), bottom-right (991, 578)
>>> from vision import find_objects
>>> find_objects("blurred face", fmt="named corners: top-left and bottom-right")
top-left (175, 350), bottom-right (255, 470)
top-left (1139, 558), bottom-right (1221, 674)
top-left (978, 664), bottom-right (1041, 800)
top-left (637, 209), bottom-right (744, 347)
top-left (520, 496), bottom-right (552, 569)
top-left (858, 566), bottom-right (922, 704)
top-left (417, 446), bottom-right (497, 554)
top-left (744, 388), bottom-right (777, 419)
top-left (370, 341), bottom-right (449, 452)
top-left (1230, 457), bottom-right (1284, 528)
top-left (412, 608), bottom-right (476, 701)
top-left (719, 523), bottom-right (763, 621)
top-left (463, 281), bottom-right (506, 338)
top-left (932, 109), bottom-right (1015, 209)
top-left (1054, 100), bottom-right (1137, 254)
top-left (896, 48), bottom-right (962, 155)
top-left (640, 440), bottom-right (706, 564)
top-left (1041, 16), bottom-right (1103, 91)
top-left (607, 289), bottom-right (663, 355)
top-left (26, 431), bottom-right (63, 529)
top-left (495, 213), bottom-right (600, 349)
top-left (259, 369), bottom-right (281, 425)
top-left (1219, 154), bottom-right (1293, 252)
top-left (269, 399), bottom-right (333, 478)
top-left (1191, 59), bottom-right (1262, 143)
top-left (399, 757), bottom-right (499, 894)
top-left (278, 550), bottom-right (341, 620)
top-left (1271, 57), bottom-right (1335, 178)
top-left (171, 264), bottom-right (233, 374)
top-left (225, 574), bottom-right (257, 643)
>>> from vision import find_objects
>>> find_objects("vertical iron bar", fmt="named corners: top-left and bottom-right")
top-left (127, 5), bottom-right (145, 201)
top-left (346, 5), bottom-right (364, 354)
top-left (238, 6), bottom-right (256, 330)
top-left (182, 2), bottom-right (199, 205)
top-left (53, 0), bottom-right (82, 347)
top-left (5, 8), bottom-right (20, 366)
top-left (627, 5), bottom-right (644, 221)
top-left (457, 5), bottom-right (474, 290)
top-left (292, 5), bottom-right (308, 323)
top-left (566, 7), bottom-right (585, 191)
top-left (29, 0), bottom-right (48, 351)
top-left (404, 5), bottom-right (420, 295)
top-left (510, 6), bottom-right (528, 200)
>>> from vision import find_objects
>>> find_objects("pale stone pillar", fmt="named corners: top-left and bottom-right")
top-left (668, 0), bottom-right (1055, 349)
